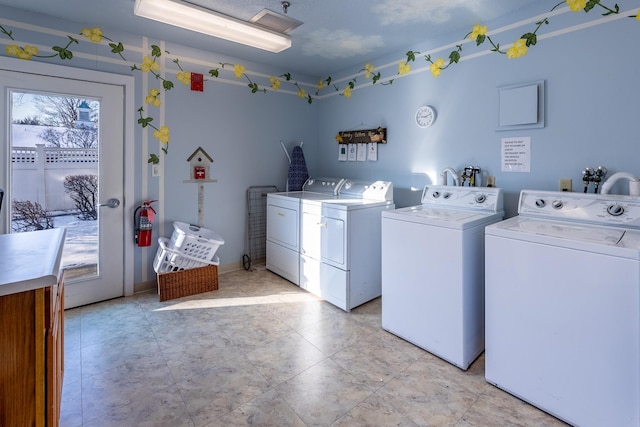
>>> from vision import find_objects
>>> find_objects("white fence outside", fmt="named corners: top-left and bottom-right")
top-left (12, 144), bottom-right (98, 212)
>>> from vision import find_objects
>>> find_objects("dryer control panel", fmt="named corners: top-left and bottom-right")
top-left (341, 180), bottom-right (393, 201)
top-left (303, 177), bottom-right (345, 195)
top-left (518, 190), bottom-right (640, 228)
top-left (420, 185), bottom-right (504, 213)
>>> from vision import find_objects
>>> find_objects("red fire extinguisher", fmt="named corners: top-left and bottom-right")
top-left (134, 200), bottom-right (157, 247)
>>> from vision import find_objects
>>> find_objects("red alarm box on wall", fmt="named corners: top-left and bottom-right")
top-left (194, 166), bottom-right (205, 180)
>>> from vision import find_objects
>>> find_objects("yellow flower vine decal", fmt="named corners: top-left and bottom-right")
top-left (429, 58), bottom-right (446, 77)
top-left (176, 71), bottom-right (191, 85)
top-left (506, 39), bottom-right (529, 59)
top-left (411, 0), bottom-right (630, 79)
top-left (363, 63), bottom-right (374, 79)
top-left (360, 62), bottom-right (392, 85)
top-left (397, 61), bottom-right (411, 75)
top-left (3, 25), bottom-right (77, 60)
top-left (0, 0), bottom-right (636, 160)
top-left (342, 80), bottom-right (354, 98)
top-left (269, 76), bottom-right (281, 91)
top-left (80, 26), bottom-right (126, 60)
top-left (207, 62), bottom-right (266, 94)
top-left (145, 88), bottom-right (162, 107)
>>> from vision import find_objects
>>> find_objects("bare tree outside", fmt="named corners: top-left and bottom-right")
top-left (11, 200), bottom-right (54, 232)
top-left (33, 95), bottom-right (80, 127)
top-left (64, 174), bottom-right (98, 220)
top-left (38, 126), bottom-right (98, 148)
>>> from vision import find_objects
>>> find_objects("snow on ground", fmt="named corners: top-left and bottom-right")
top-left (53, 213), bottom-right (97, 269)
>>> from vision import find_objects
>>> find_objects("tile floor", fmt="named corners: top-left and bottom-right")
top-left (60, 268), bottom-right (567, 427)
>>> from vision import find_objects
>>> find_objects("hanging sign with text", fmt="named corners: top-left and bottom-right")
top-left (501, 137), bottom-right (531, 172)
top-left (337, 127), bottom-right (387, 144)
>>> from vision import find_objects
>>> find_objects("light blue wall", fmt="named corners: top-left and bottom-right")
top-left (160, 72), bottom-right (319, 264)
top-left (315, 13), bottom-right (640, 216)
top-left (0, 5), bottom-right (319, 283)
top-left (2, 4), bottom-right (639, 284)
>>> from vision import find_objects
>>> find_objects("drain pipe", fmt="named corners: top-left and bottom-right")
top-left (438, 167), bottom-right (461, 186)
top-left (600, 172), bottom-right (640, 196)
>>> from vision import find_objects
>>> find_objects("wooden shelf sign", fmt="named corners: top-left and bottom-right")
top-left (337, 127), bottom-right (387, 144)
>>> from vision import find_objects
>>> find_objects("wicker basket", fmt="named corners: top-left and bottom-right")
top-left (157, 264), bottom-right (219, 302)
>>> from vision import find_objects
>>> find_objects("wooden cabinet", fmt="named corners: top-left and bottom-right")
top-left (46, 274), bottom-right (64, 427)
top-left (0, 229), bottom-right (66, 427)
top-left (0, 276), bottom-right (64, 427)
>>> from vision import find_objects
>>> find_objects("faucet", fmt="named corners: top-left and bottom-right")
top-left (600, 171), bottom-right (640, 196)
top-left (439, 167), bottom-right (461, 186)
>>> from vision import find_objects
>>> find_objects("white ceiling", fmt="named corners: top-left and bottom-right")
top-left (0, 0), bottom-right (549, 78)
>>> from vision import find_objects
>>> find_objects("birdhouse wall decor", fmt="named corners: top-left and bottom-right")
top-left (187, 146), bottom-right (213, 181)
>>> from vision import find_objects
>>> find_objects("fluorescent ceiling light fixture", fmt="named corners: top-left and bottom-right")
top-left (133, 0), bottom-right (292, 53)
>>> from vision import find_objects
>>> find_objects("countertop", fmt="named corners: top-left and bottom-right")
top-left (0, 228), bottom-right (66, 297)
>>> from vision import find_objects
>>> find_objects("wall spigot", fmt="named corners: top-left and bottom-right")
top-left (582, 167), bottom-right (594, 193)
top-left (461, 166), bottom-right (481, 186)
top-left (593, 166), bottom-right (607, 193)
top-left (582, 166), bottom-right (608, 193)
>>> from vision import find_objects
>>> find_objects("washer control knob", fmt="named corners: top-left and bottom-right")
top-left (432, 191), bottom-right (441, 198)
top-left (443, 192), bottom-right (452, 199)
top-left (475, 194), bottom-right (487, 204)
top-left (535, 199), bottom-right (546, 208)
top-left (343, 182), bottom-right (352, 189)
top-left (552, 200), bottom-right (563, 210)
top-left (607, 204), bottom-right (625, 216)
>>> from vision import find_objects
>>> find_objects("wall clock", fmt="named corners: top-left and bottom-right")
top-left (415, 105), bottom-right (436, 128)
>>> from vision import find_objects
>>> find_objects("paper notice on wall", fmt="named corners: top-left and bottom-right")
top-left (357, 143), bottom-right (367, 161)
top-left (347, 144), bottom-right (357, 161)
top-left (338, 144), bottom-right (347, 161)
top-left (502, 137), bottom-right (531, 172)
top-left (368, 143), bottom-right (378, 161)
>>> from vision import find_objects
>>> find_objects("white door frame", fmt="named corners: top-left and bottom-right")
top-left (0, 56), bottom-right (135, 296)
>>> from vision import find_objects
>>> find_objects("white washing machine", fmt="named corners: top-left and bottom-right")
top-left (299, 179), bottom-right (394, 311)
top-left (381, 185), bottom-right (504, 370)
top-left (485, 190), bottom-right (640, 427)
top-left (266, 177), bottom-right (343, 285)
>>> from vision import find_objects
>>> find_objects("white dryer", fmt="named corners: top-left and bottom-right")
top-left (299, 179), bottom-right (394, 311)
top-left (266, 177), bottom-right (343, 285)
top-left (381, 185), bottom-right (504, 370)
top-left (485, 190), bottom-right (640, 427)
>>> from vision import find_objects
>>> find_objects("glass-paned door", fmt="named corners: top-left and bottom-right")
top-left (2, 69), bottom-right (125, 308)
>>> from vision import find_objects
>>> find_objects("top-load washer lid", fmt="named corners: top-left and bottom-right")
top-left (484, 189), bottom-right (640, 259)
top-left (382, 185), bottom-right (504, 230)
top-left (383, 204), bottom-right (503, 230)
top-left (485, 216), bottom-right (640, 259)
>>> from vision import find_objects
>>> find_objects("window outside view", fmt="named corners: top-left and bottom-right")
top-left (11, 92), bottom-right (99, 280)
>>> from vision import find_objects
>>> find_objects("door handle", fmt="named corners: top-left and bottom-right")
top-left (98, 198), bottom-right (120, 208)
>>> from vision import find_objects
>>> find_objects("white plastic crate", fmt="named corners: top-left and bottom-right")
top-left (168, 221), bottom-right (224, 262)
top-left (154, 237), bottom-right (220, 273)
